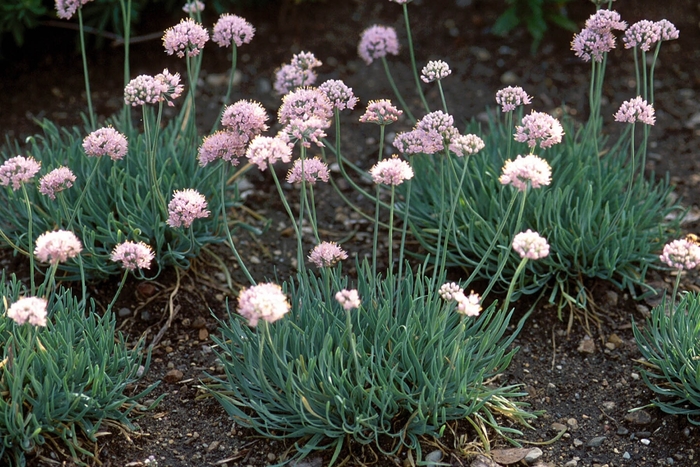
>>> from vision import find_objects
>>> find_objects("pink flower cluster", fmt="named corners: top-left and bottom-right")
top-left (571, 9), bottom-right (628, 62)
top-left (308, 241), bottom-right (348, 268)
top-left (438, 282), bottom-right (462, 301)
top-left (359, 100), bottom-right (402, 125)
top-left (416, 110), bottom-right (459, 144)
top-left (623, 19), bottom-right (678, 51)
top-left (237, 282), bottom-right (290, 327)
top-left (514, 111), bottom-right (564, 149)
top-left (7, 297), bottom-right (48, 327)
top-left (212, 14), bottom-right (255, 48)
top-left (162, 18), bottom-right (209, 58)
top-left (370, 156), bottom-right (414, 186)
top-left (167, 189), bottom-right (210, 228)
top-left (499, 154), bottom-right (552, 191)
top-left (318, 80), bottom-right (358, 111)
top-left (124, 70), bottom-right (184, 107)
top-left (111, 240), bottom-right (155, 271)
top-left (512, 230), bottom-right (550, 260)
top-left (55, 0), bottom-right (92, 20)
top-left (0, 155), bottom-right (41, 191)
top-left (222, 100), bottom-right (269, 139)
top-left (182, 0), bottom-right (204, 14)
top-left (335, 289), bottom-right (361, 311)
top-left (439, 282), bottom-right (481, 317)
top-left (393, 128), bottom-right (443, 155)
top-left (660, 238), bottom-right (700, 270)
top-left (495, 86), bottom-right (532, 113)
top-left (83, 127), bottom-right (128, 160)
top-left (245, 136), bottom-right (293, 170)
top-left (278, 87), bottom-right (333, 127)
top-left (614, 97), bottom-right (655, 125)
top-left (39, 167), bottom-right (76, 199)
top-left (273, 51), bottom-right (322, 95)
top-left (35, 230), bottom-right (82, 264)
top-left (449, 134), bottom-right (485, 157)
top-left (358, 25), bottom-right (399, 65)
top-left (278, 117), bottom-right (328, 149)
top-left (421, 60), bottom-right (451, 83)
top-left (286, 157), bottom-right (330, 185)
top-left (198, 131), bottom-right (245, 166)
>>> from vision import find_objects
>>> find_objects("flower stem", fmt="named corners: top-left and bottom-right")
top-left (220, 165), bottom-right (255, 285)
top-left (402, 3), bottom-right (430, 113)
top-left (21, 185), bottom-right (35, 294)
top-left (500, 257), bottom-right (529, 313)
top-left (269, 163), bottom-right (304, 271)
top-left (212, 44), bottom-right (239, 133)
top-left (381, 57), bottom-right (415, 123)
top-left (78, 8), bottom-right (96, 129)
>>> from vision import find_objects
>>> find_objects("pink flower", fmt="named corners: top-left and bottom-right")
top-left (308, 241), bottom-right (348, 268)
top-left (358, 25), bottom-right (399, 65)
top-left (319, 80), bottom-right (358, 111)
top-left (449, 134), bottom-right (485, 157)
top-left (39, 167), bottom-right (76, 200)
top-left (614, 97), bottom-right (655, 125)
top-left (278, 87), bottom-right (333, 127)
top-left (495, 86), bottom-right (532, 113)
top-left (163, 18), bottom-right (209, 58)
top-left (111, 241), bottom-right (155, 271)
top-left (34, 230), bottom-right (82, 264)
top-left (273, 51), bottom-right (322, 95)
top-left (221, 100), bottom-right (269, 141)
top-left (512, 230), bottom-right (550, 260)
top-left (455, 291), bottom-right (481, 317)
top-left (359, 99), bottom-right (402, 125)
top-left (198, 131), bottom-right (246, 166)
top-left (278, 117), bottom-right (328, 148)
top-left (167, 189), bottom-right (210, 228)
top-left (584, 9), bottom-right (627, 33)
top-left (571, 28), bottom-right (616, 63)
top-left (514, 111), bottom-right (564, 149)
top-left (124, 71), bottom-right (183, 107)
top-left (421, 60), bottom-right (451, 83)
top-left (213, 14), bottom-right (255, 48)
top-left (393, 129), bottom-right (443, 155)
top-left (182, 0), bottom-right (204, 14)
top-left (237, 282), bottom-right (290, 327)
top-left (439, 282), bottom-right (463, 301)
top-left (0, 156), bottom-right (41, 191)
top-left (623, 20), bottom-right (661, 52)
top-left (245, 136), bottom-right (293, 170)
top-left (55, 0), bottom-right (92, 20)
top-left (286, 157), bottom-right (330, 184)
top-left (7, 297), bottom-right (48, 327)
top-left (370, 156), bottom-right (414, 185)
top-left (83, 127), bottom-right (128, 161)
top-left (499, 154), bottom-right (552, 191)
top-left (656, 19), bottom-right (679, 41)
top-left (660, 238), bottom-right (700, 270)
top-left (155, 69), bottom-right (185, 105)
top-left (335, 289), bottom-right (361, 311)
top-left (416, 110), bottom-right (459, 145)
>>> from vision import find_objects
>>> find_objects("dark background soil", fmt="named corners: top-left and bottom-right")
top-left (3, 0), bottom-right (700, 466)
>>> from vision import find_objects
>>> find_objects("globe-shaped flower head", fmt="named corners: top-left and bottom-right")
top-left (370, 156), bottom-right (414, 185)
top-left (614, 97), bottom-right (655, 125)
top-left (512, 230), bottom-right (550, 260)
top-left (237, 283), bottom-right (290, 327)
top-left (34, 230), bottom-right (82, 264)
top-left (163, 18), bottom-right (209, 58)
top-left (39, 167), bottom-right (76, 200)
top-left (499, 154), bottom-right (552, 192)
top-left (213, 14), bottom-right (255, 47)
top-left (359, 99), bottom-right (403, 125)
top-left (111, 241), bottom-right (155, 271)
top-left (358, 25), bottom-right (399, 65)
top-left (167, 189), bottom-right (210, 228)
top-left (7, 297), bottom-right (48, 327)
top-left (83, 127), bottom-right (128, 161)
top-left (660, 238), bottom-right (700, 270)
top-left (0, 155), bottom-right (41, 191)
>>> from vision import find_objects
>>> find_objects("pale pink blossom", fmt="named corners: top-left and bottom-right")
top-left (34, 230), bottom-right (82, 264)
top-left (514, 111), bottom-right (564, 149)
top-left (370, 156), bottom-right (414, 185)
top-left (495, 86), bottom-right (532, 113)
top-left (308, 241), bottom-right (348, 268)
top-left (449, 134), bottom-right (485, 157)
top-left (499, 154), bottom-right (552, 191)
top-left (155, 69), bottom-right (184, 105)
top-left (614, 97), bottom-right (655, 125)
top-left (39, 167), bottom-right (76, 200)
top-left (198, 131), bottom-right (246, 166)
top-left (416, 110), bottom-right (459, 145)
top-left (656, 19), bottom-right (679, 41)
top-left (182, 0), bottom-right (204, 14)
top-left (358, 25), bottom-right (399, 65)
top-left (286, 157), bottom-right (330, 184)
top-left (278, 117), bottom-right (328, 149)
top-left (455, 291), bottom-right (481, 317)
top-left (319, 80), bottom-right (358, 111)
top-left (55, 0), bottom-right (92, 20)
top-left (439, 282), bottom-right (463, 301)
top-left (359, 99), bottom-right (402, 125)
top-left (163, 18), bottom-right (209, 58)
top-left (623, 20), bottom-right (661, 52)
top-left (660, 238), bottom-right (700, 270)
top-left (571, 28), bottom-right (616, 63)
top-left (0, 156), bottom-right (41, 191)
top-left (273, 51), bottom-right (322, 95)
top-left (213, 14), bottom-right (255, 47)
top-left (221, 100), bottom-right (269, 141)
top-left (393, 128), bottom-right (443, 155)
top-left (237, 282), bottom-right (290, 327)
top-left (278, 87), bottom-right (333, 127)
top-left (584, 9), bottom-right (627, 33)
top-left (83, 127), bottom-right (128, 161)
top-left (111, 241), bottom-right (155, 271)
top-left (335, 289), bottom-right (361, 311)
top-left (421, 60), bottom-right (451, 83)
top-left (245, 136), bottom-right (293, 170)
top-left (7, 297), bottom-right (48, 327)
top-left (512, 230), bottom-right (550, 260)
top-left (124, 71), bottom-right (183, 107)
top-left (167, 189), bottom-right (210, 228)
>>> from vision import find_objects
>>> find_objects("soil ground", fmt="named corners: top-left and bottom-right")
top-left (3, 0), bottom-right (700, 466)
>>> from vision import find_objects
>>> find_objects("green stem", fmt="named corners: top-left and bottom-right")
top-left (78, 8), bottom-right (96, 129)
top-left (649, 42), bottom-right (662, 105)
top-left (402, 3), bottom-right (430, 113)
top-left (106, 270), bottom-right (129, 314)
top-left (66, 156), bottom-right (103, 230)
top-left (381, 57), bottom-right (415, 123)
top-left (437, 80), bottom-right (448, 114)
top-left (219, 165), bottom-right (255, 285)
top-left (372, 125), bottom-right (386, 277)
top-left (269, 163), bottom-right (304, 271)
top-left (641, 50), bottom-right (648, 102)
top-left (212, 44), bottom-right (239, 133)
top-left (388, 186), bottom-right (396, 276)
top-left (500, 257), bottom-right (529, 313)
top-left (21, 185), bottom-right (35, 294)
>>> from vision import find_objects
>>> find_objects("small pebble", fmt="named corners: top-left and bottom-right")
top-left (623, 452), bottom-right (631, 460)
top-left (587, 436), bottom-right (606, 447)
top-left (640, 438), bottom-right (650, 445)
